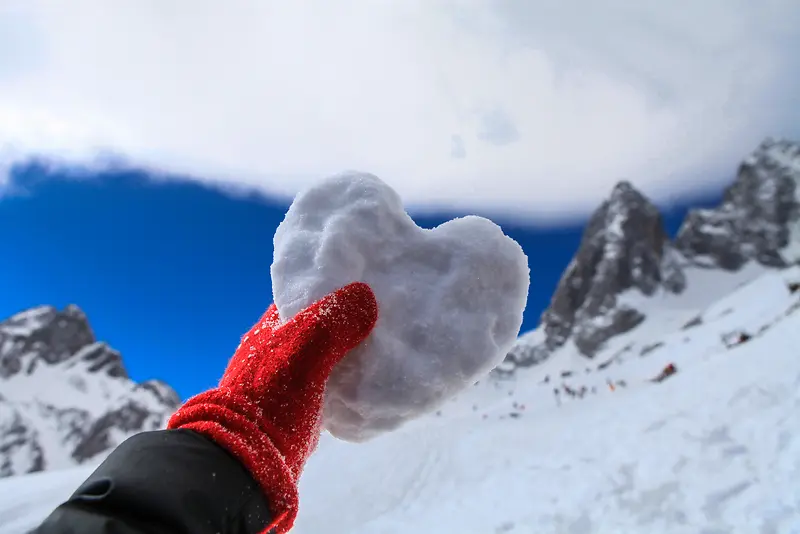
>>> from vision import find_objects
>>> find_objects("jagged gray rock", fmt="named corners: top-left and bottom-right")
top-left (72, 400), bottom-right (162, 462)
top-left (0, 396), bottom-right (44, 477)
top-left (0, 305), bottom-right (181, 478)
top-left (541, 181), bottom-right (685, 357)
top-left (137, 380), bottom-right (182, 408)
top-left (496, 330), bottom-right (549, 374)
top-left (501, 137), bottom-right (800, 371)
top-left (676, 138), bottom-right (800, 269)
top-left (0, 305), bottom-right (95, 378)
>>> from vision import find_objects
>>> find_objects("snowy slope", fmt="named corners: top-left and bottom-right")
top-left (3, 265), bottom-right (800, 533)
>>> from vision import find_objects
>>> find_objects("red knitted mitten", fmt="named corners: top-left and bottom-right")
top-left (167, 282), bottom-right (378, 533)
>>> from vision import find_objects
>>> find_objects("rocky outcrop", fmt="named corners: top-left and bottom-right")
top-left (541, 181), bottom-right (685, 357)
top-left (0, 305), bottom-right (181, 478)
top-left (676, 138), bottom-right (800, 269)
top-left (0, 397), bottom-right (44, 477)
top-left (72, 399), bottom-right (164, 463)
top-left (497, 329), bottom-right (549, 373)
top-left (500, 138), bottom-right (800, 371)
top-left (0, 305), bottom-right (95, 378)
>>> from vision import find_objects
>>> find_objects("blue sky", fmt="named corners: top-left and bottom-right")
top-left (1, 163), bottom-right (720, 399)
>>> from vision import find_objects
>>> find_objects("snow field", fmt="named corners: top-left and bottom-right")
top-left (3, 266), bottom-right (800, 533)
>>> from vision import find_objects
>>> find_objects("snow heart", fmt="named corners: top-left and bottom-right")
top-left (271, 172), bottom-right (530, 442)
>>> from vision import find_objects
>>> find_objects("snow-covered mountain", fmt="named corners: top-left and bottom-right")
top-left (0, 305), bottom-right (180, 478)
top-left (676, 138), bottom-right (800, 269)
top-left (544, 180), bottom-right (686, 356)
top-left (504, 137), bottom-right (800, 371)
top-left (2, 137), bottom-right (800, 533)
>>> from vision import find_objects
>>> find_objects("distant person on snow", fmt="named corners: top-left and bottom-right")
top-left (722, 330), bottom-right (753, 348)
top-left (33, 282), bottom-right (379, 534)
top-left (651, 362), bottom-right (677, 383)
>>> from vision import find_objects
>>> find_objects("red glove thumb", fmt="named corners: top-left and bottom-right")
top-left (168, 282), bottom-right (378, 534)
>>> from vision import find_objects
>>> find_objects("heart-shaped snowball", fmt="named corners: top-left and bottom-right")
top-left (271, 172), bottom-right (529, 442)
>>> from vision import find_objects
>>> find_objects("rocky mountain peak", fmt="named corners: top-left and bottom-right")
top-left (0, 305), bottom-right (95, 377)
top-left (0, 305), bottom-right (132, 382)
top-left (0, 305), bottom-right (180, 478)
top-left (540, 180), bottom-right (685, 357)
top-left (608, 179), bottom-right (644, 202)
top-left (502, 137), bottom-right (800, 373)
top-left (676, 138), bottom-right (800, 269)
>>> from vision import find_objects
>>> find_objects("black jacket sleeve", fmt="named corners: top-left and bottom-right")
top-left (32, 429), bottom-right (274, 534)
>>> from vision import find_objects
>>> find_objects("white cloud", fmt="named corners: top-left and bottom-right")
top-left (1, 0), bottom-right (799, 219)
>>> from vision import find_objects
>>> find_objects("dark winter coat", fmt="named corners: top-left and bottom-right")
top-left (33, 429), bottom-right (275, 534)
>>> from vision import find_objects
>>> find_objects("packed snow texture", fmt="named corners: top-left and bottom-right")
top-left (6, 264), bottom-right (800, 534)
top-left (271, 172), bottom-right (530, 442)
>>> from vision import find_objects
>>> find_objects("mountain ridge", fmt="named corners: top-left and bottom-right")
top-left (503, 136), bottom-right (800, 370)
top-left (0, 304), bottom-right (180, 478)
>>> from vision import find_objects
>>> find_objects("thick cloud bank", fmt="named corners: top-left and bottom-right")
top-left (1, 1), bottom-right (799, 217)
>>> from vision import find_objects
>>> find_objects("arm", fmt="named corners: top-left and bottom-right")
top-left (33, 429), bottom-right (273, 534)
top-left (34, 282), bottom-right (377, 534)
